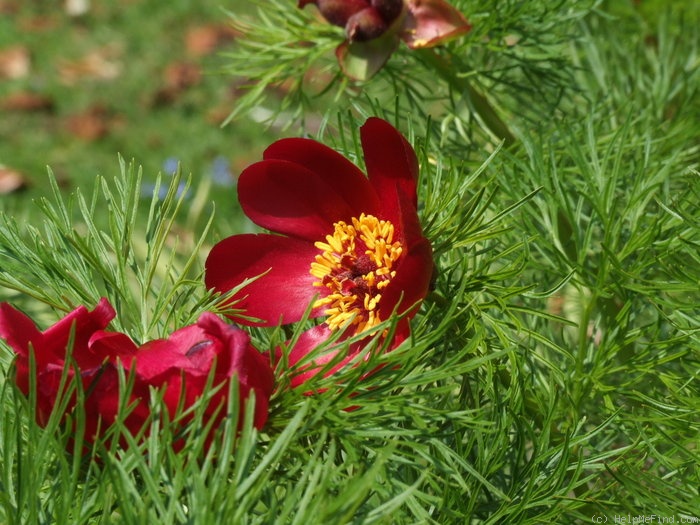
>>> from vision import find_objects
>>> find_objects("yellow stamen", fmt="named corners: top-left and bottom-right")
top-left (310, 213), bottom-right (403, 333)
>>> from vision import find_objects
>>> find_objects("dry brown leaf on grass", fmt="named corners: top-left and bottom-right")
top-left (0, 45), bottom-right (31, 79)
top-left (0, 1), bottom-right (19, 14)
top-left (151, 62), bottom-right (202, 106)
top-left (164, 62), bottom-right (202, 90)
top-left (185, 24), bottom-right (240, 57)
top-left (0, 91), bottom-right (55, 112)
top-left (0, 165), bottom-right (28, 194)
top-left (65, 105), bottom-right (112, 141)
top-left (58, 47), bottom-right (122, 85)
top-left (19, 15), bottom-right (60, 32)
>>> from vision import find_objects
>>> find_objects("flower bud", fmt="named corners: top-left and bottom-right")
top-left (300, 0), bottom-right (470, 80)
top-left (346, 8), bottom-right (388, 42)
top-left (371, 0), bottom-right (403, 23)
top-left (301, 0), bottom-right (405, 41)
top-left (299, 0), bottom-right (368, 27)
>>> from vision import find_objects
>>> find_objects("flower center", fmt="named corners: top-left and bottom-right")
top-left (310, 213), bottom-right (403, 333)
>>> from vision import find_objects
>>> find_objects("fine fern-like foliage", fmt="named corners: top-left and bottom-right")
top-left (0, 159), bottom-right (219, 341)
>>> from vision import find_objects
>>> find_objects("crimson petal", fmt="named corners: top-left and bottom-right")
top-left (41, 297), bottom-right (116, 367)
top-left (239, 158), bottom-right (370, 241)
top-left (263, 137), bottom-right (380, 217)
top-left (197, 313), bottom-right (274, 426)
top-left (0, 302), bottom-right (42, 357)
top-left (286, 324), bottom-right (342, 387)
top-left (205, 234), bottom-right (325, 326)
top-left (87, 331), bottom-right (139, 367)
top-left (394, 179), bottom-right (430, 248)
top-left (378, 236), bottom-right (433, 320)
top-left (360, 117), bottom-right (419, 227)
top-left (134, 338), bottom-right (198, 381)
top-left (187, 313), bottom-right (274, 429)
top-left (285, 322), bottom-right (409, 389)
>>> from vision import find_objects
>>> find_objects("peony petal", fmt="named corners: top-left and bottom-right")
top-left (360, 117), bottom-right (419, 228)
top-left (359, 119), bottom-right (433, 321)
top-left (402, 0), bottom-right (471, 49)
top-left (164, 323), bottom-right (218, 369)
top-left (132, 313), bottom-right (274, 432)
top-left (285, 323), bottom-right (407, 389)
top-left (0, 301), bottom-right (126, 434)
top-left (0, 298), bottom-right (116, 370)
top-left (346, 7), bottom-right (389, 41)
top-left (88, 331), bottom-right (140, 361)
top-left (205, 233), bottom-right (325, 326)
top-left (134, 332), bottom-right (203, 380)
top-left (90, 368), bottom-right (151, 436)
top-left (179, 313), bottom-right (274, 430)
top-left (34, 368), bottom-right (70, 427)
top-left (299, 0), bottom-right (370, 27)
top-left (195, 313), bottom-right (253, 377)
top-left (286, 324), bottom-right (340, 387)
top-left (41, 297), bottom-right (116, 366)
top-left (378, 236), bottom-right (433, 320)
top-left (0, 302), bottom-right (43, 356)
top-left (394, 180), bottom-right (430, 248)
top-left (239, 159), bottom-right (366, 241)
top-left (200, 313), bottom-right (274, 429)
top-left (263, 137), bottom-right (379, 217)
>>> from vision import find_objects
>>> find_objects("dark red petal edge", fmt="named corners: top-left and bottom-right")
top-left (360, 117), bottom-right (419, 228)
top-left (0, 302), bottom-right (42, 356)
top-left (378, 236), bottom-right (433, 322)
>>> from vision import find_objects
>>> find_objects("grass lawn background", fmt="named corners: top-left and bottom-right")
top-left (0, 0), bottom-right (278, 228)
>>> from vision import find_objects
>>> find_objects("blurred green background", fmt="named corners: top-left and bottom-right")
top-left (0, 0), bottom-right (279, 216)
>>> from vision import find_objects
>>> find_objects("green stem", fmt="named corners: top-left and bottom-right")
top-left (416, 48), bottom-right (516, 146)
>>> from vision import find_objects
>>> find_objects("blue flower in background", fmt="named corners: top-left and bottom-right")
top-left (141, 181), bottom-right (190, 200)
top-left (141, 157), bottom-right (190, 200)
top-left (141, 155), bottom-right (233, 200)
top-left (163, 157), bottom-right (179, 176)
top-left (210, 155), bottom-right (235, 187)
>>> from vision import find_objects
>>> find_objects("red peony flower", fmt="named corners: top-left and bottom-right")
top-left (205, 117), bottom-right (433, 387)
top-left (127, 312), bottom-right (274, 435)
top-left (0, 298), bottom-right (128, 430)
top-left (299, 0), bottom-right (471, 80)
top-left (0, 299), bottom-right (274, 447)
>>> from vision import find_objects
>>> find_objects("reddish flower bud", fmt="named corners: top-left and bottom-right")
top-left (300, 0), bottom-right (470, 80)
top-left (301, 0), bottom-right (404, 42)
top-left (300, 0), bottom-right (369, 27)
top-left (346, 8), bottom-right (388, 41)
top-left (371, 0), bottom-right (404, 23)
